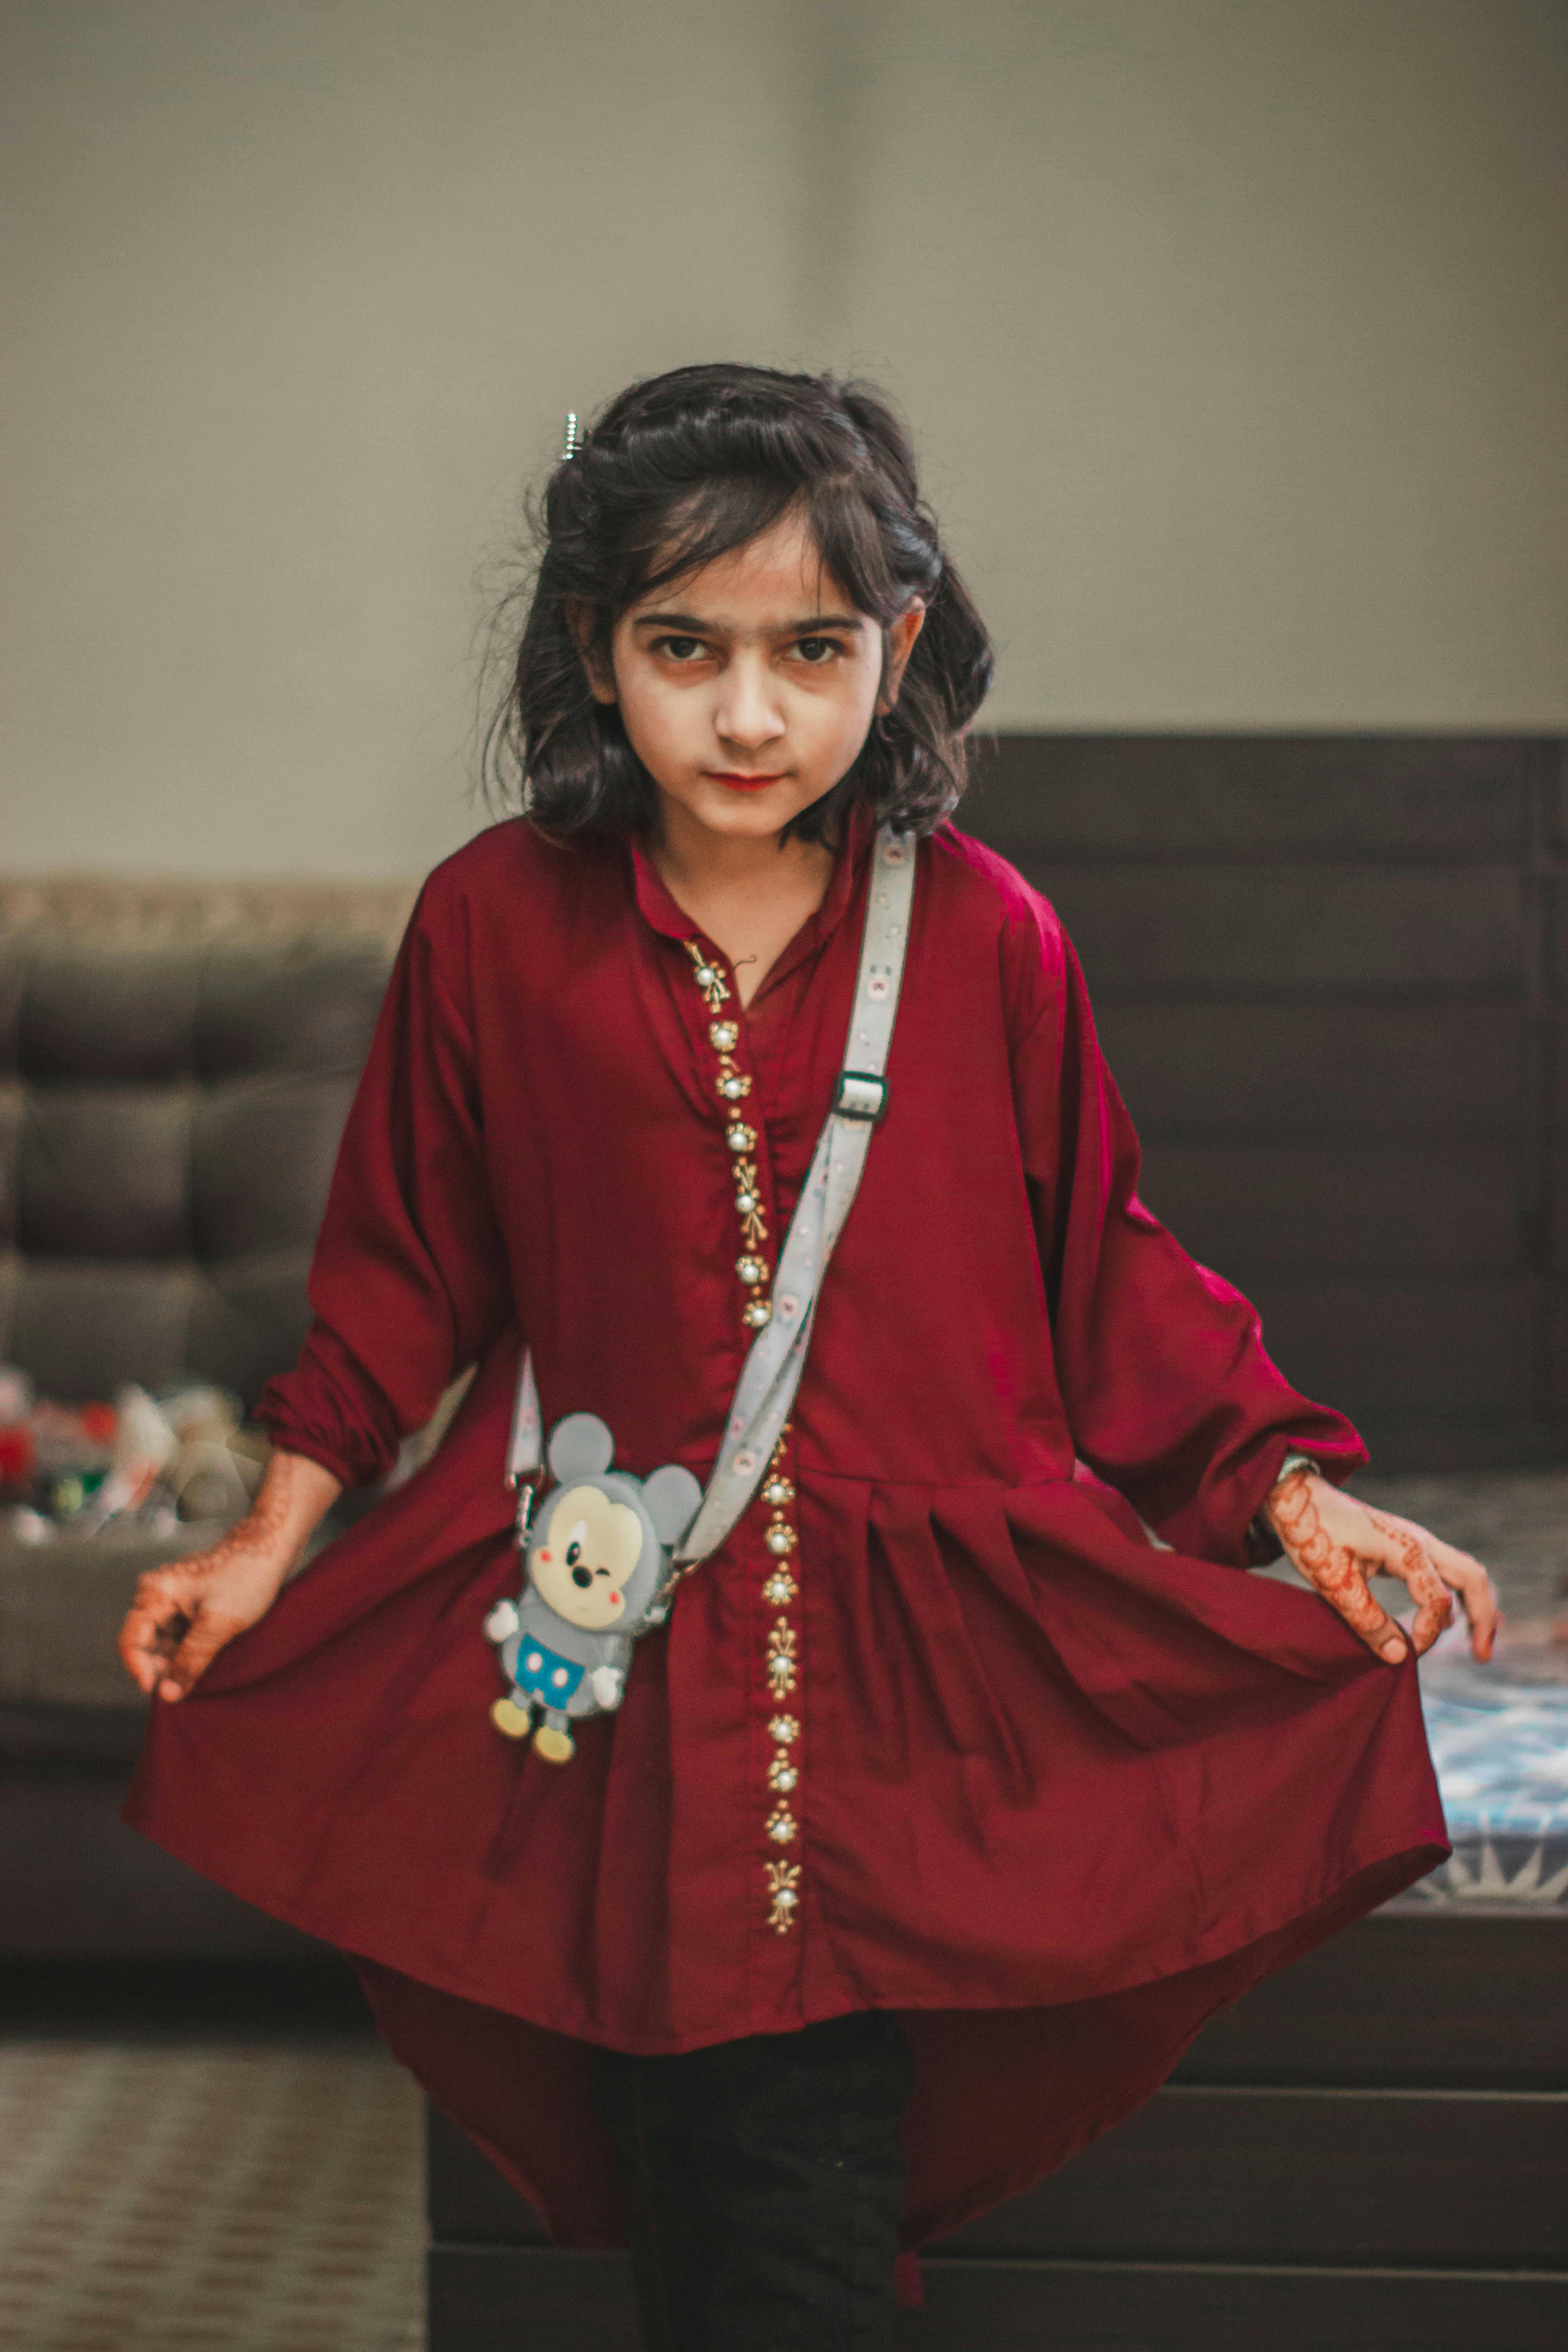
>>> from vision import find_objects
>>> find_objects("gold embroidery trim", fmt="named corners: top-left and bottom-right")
top-left (766, 1861), bottom-right (801, 1932)
top-left (760, 1424), bottom-right (802, 1922)
top-left (765, 1612), bottom-right (798, 1697)
top-left (685, 943), bottom-right (771, 1335)
top-left (682, 936), bottom-right (804, 1935)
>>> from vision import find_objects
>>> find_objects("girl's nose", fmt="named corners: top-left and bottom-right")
top-left (715, 657), bottom-right (784, 751)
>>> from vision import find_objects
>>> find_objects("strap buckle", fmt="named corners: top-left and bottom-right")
top-left (510, 1470), bottom-right (543, 1544)
top-left (833, 1069), bottom-right (889, 1123)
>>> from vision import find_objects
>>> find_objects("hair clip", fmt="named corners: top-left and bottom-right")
top-left (562, 411), bottom-right (581, 462)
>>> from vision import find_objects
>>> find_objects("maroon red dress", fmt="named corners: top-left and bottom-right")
top-left (127, 814), bottom-right (1446, 2253)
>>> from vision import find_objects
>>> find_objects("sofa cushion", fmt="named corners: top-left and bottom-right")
top-left (19, 1087), bottom-right (193, 1257)
top-left (195, 946), bottom-right (390, 1078)
top-left (7, 948), bottom-right (201, 1084)
top-left (3, 1259), bottom-right (204, 1400)
top-left (0, 936), bottom-right (387, 1407)
top-left (192, 1074), bottom-right (359, 1261)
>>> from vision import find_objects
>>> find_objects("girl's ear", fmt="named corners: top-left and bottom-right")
top-left (566, 598), bottom-right (618, 705)
top-left (877, 599), bottom-right (927, 714)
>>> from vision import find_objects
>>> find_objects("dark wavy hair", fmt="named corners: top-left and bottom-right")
top-left (483, 363), bottom-right (995, 844)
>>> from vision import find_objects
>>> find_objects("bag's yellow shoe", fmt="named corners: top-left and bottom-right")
top-left (532, 1724), bottom-right (576, 1764)
top-left (491, 1697), bottom-right (532, 1740)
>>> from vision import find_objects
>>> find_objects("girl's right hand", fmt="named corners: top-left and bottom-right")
top-left (119, 1531), bottom-right (291, 1701)
top-left (118, 1449), bottom-right (343, 1701)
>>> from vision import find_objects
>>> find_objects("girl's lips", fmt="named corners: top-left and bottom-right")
top-left (707, 771), bottom-right (786, 791)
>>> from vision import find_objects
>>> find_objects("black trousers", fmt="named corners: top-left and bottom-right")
top-left (590, 2009), bottom-right (915, 2352)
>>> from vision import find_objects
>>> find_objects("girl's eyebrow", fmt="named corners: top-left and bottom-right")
top-left (632, 610), bottom-right (865, 634)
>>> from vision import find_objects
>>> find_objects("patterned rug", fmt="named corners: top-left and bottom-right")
top-left (0, 2037), bottom-right (423, 2351)
top-left (1324, 1470), bottom-right (1568, 1908)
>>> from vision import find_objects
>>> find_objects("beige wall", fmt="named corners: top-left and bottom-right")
top-left (4, 0), bottom-right (1565, 879)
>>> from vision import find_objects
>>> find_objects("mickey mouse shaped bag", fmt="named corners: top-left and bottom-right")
top-left (484, 1412), bottom-right (702, 1761)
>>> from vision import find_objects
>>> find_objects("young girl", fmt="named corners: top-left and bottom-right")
top-left (122, 365), bottom-right (1497, 2350)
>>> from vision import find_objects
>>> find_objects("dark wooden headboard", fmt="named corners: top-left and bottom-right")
top-left (962, 734), bottom-right (1567, 1471)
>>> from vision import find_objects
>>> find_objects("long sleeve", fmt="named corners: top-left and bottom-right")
top-left (256, 885), bottom-right (513, 1487)
top-left (1012, 911), bottom-right (1365, 1564)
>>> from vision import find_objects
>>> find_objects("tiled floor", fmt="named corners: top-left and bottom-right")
top-left (0, 1974), bottom-right (423, 2352)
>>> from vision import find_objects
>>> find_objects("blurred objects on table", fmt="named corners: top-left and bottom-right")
top-left (0, 1370), bottom-right (266, 1546)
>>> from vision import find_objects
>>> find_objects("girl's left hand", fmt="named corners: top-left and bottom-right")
top-left (1266, 1468), bottom-right (1499, 1667)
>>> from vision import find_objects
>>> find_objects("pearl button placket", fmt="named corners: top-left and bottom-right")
top-left (761, 1420), bottom-right (804, 1932)
top-left (681, 933), bottom-right (805, 1936)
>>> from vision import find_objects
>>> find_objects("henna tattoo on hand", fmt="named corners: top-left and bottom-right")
top-left (116, 1450), bottom-right (340, 1701)
top-left (1365, 1507), bottom-right (1455, 1649)
top-left (1267, 1470), bottom-right (1408, 1663)
top-left (1267, 1471), bottom-right (1332, 1576)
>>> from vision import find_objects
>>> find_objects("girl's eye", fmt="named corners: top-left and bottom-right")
top-left (655, 635), bottom-right (708, 662)
top-left (792, 637), bottom-right (842, 665)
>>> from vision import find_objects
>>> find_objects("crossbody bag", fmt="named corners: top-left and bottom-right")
top-left (484, 824), bottom-right (916, 1756)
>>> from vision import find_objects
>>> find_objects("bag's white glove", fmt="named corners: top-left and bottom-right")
top-left (484, 1599), bottom-right (520, 1644)
top-left (590, 1666), bottom-right (625, 1711)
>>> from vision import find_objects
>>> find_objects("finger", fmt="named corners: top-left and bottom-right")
top-left (1302, 1558), bottom-right (1409, 1664)
top-left (117, 1595), bottom-right (191, 1694)
top-left (118, 1608), bottom-right (164, 1694)
top-left (1417, 1535), bottom-right (1500, 1662)
top-left (1368, 1514), bottom-right (1499, 1662)
top-left (1403, 1558), bottom-right (1454, 1657)
top-left (158, 1605), bottom-right (241, 1702)
top-left (1367, 1514), bottom-right (1454, 1656)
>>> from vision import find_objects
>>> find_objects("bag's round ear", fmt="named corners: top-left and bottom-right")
top-left (642, 1464), bottom-right (704, 1547)
top-left (547, 1413), bottom-right (615, 1483)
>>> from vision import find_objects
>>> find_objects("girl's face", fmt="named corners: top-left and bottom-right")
top-left (581, 511), bottom-right (923, 846)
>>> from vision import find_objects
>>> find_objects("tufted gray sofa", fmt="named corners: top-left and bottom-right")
top-left (0, 928), bottom-right (391, 1955)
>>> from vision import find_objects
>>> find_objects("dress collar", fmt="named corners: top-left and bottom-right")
top-left (626, 808), bottom-right (877, 995)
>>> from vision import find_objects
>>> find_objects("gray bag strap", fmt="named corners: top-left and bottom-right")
top-left (506, 1347), bottom-right (544, 1487)
top-left (507, 824), bottom-right (918, 1562)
